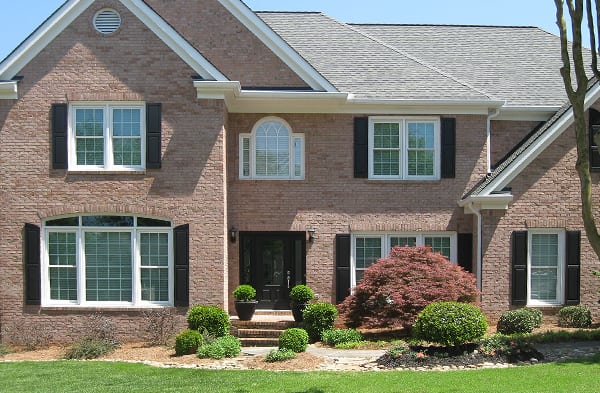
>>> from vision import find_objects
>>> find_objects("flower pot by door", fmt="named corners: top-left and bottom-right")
top-left (235, 301), bottom-right (258, 321)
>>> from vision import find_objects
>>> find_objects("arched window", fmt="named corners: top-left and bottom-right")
top-left (239, 117), bottom-right (304, 180)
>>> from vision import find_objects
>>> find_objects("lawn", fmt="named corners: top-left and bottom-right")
top-left (1, 354), bottom-right (598, 393)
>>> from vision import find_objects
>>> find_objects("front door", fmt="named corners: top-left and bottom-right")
top-left (240, 232), bottom-right (306, 309)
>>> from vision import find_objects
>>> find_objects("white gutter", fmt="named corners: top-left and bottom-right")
top-left (486, 106), bottom-right (502, 173)
top-left (464, 202), bottom-right (483, 291)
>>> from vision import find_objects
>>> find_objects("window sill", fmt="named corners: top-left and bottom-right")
top-left (40, 305), bottom-right (173, 312)
top-left (67, 170), bottom-right (147, 175)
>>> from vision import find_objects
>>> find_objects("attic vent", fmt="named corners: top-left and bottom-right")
top-left (93, 9), bottom-right (121, 35)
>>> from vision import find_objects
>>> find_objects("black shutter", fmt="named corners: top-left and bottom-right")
top-left (457, 233), bottom-right (473, 273)
top-left (589, 109), bottom-right (600, 171)
top-left (24, 224), bottom-right (41, 305)
top-left (441, 118), bottom-right (456, 178)
top-left (335, 234), bottom-right (351, 303)
top-left (174, 224), bottom-right (189, 307)
top-left (51, 104), bottom-right (68, 169)
top-left (146, 103), bottom-right (162, 169)
top-left (354, 117), bottom-right (368, 178)
top-left (511, 231), bottom-right (528, 306)
top-left (565, 231), bottom-right (581, 305)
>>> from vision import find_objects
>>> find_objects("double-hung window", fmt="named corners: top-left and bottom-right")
top-left (239, 117), bottom-right (304, 180)
top-left (369, 117), bottom-right (440, 180)
top-left (69, 103), bottom-right (145, 170)
top-left (43, 215), bottom-right (172, 307)
top-left (352, 232), bottom-right (456, 285)
top-left (528, 229), bottom-right (564, 306)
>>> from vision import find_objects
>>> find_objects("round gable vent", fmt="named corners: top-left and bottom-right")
top-left (93, 9), bottom-right (121, 35)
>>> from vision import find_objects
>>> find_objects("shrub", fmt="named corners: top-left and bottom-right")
top-left (197, 335), bottom-right (241, 359)
top-left (289, 285), bottom-right (315, 304)
top-left (321, 329), bottom-right (363, 346)
top-left (64, 338), bottom-right (116, 360)
top-left (174, 330), bottom-right (203, 356)
top-left (187, 305), bottom-right (230, 338)
top-left (302, 302), bottom-right (338, 341)
top-left (497, 308), bottom-right (538, 335)
top-left (233, 285), bottom-right (256, 302)
top-left (338, 246), bottom-right (479, 329)
top-left (521, 308), bottom-right (543, 329)
top-left (142, 308), bottom-right (176, 346)
top-left (265, 348), bottom-right (297, 362)
top-left (413, 302), bottom-right (487, 346)
top-left (84, 313), bottom-right (120, 347)
top-left (278, 328), bottom-right (309, 353)
top-left (558, 306), bottom-right (592, 328)
top-left (0, 344), bottom-right (11, 357)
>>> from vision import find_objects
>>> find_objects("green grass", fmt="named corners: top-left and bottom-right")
top-left (1, 354), bottom-right (599, 393)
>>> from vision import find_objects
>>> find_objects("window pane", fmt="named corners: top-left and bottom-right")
top-left (140, 233), bottom-right (169, 267)
top-left (530, 234), bottom-right (559, 302)
top-left (390, 237), bottom-right (417, 248)
top-left (294, 137), bottom-right (302, 178)
top-left (373, 150), bottom-right (400, 176)
top-left (75, 109), bottom-right (103, 137)
top-left (356, 237), bottom-right (381, 269)
top-left (407, 123), bottom-right (434, 149)
top-left (48, 232), bottom-right (77, 301)
top-left (374, 123), bottom-right (400, 148)
top-left (425, 237), bottom-right (451, 259)
top-left (241, 136), bottom-right (250, 177)
top-left (531, 268), bottom-right (558, 300)
top-left (112, 109), bottom-right (141, 137)
top-left (85, 232), bottom-right (132, 302)
top-left (113, 137), bottom-right (142, 166)
top-left (140, 232), bottom-right (169, 302)
top-left (530, 234), bottom-right (559, 267)
top-left (407, 122), bottom-right (435, 177)
top-left (255, 121), bottom-right (290, 177)
top-left (46, 217), bottom-right (79, 227)
top-left (82, 216), bottom-right (134, 227)
top-left (76, 137), bottom-right (104, 166)
top-left (408, 150), bottom-right (434, 176)
top-left (137, 217), bottom-right (171, 227)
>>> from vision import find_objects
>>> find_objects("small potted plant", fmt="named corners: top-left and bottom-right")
top-left (233, 284), bottom-right (258, 321)
top-left (289, 284), bottom-right (315, 322)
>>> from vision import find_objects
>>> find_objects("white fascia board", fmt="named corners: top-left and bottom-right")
top-left (217, 0), bottom-right (337, 92)
top-left (478, 82), bottom-right (600, 197)
top-left (458, 194), bottom-right (514, 212)
top-left (0, 81), bottom-right (19, 99)
top-left (121, 0), bottom-right (227, 81)
top-left (0, 0), bottom-right (95, 80)
top-left (494, 105), bottom-right (562, 121)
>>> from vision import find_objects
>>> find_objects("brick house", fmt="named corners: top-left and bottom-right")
top-left (1, 0), bottom-right (598, 342)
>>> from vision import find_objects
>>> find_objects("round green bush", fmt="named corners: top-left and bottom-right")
top-left (558, 306), bottom-right (592, 328)
top-left (187, 305), bottom-right (230, 338)
top-left (321, 328), bottom-right (363, 346)
top-left (174, 329), bottom-right (203, 356)
top-left (278, 328), bottom-right (309, 353)
top-left (497, 308), bottom-right (537, 335)
top-left (289, 285), bottom-right (315, 304)
top-left (521, 308), bottom-right (543, 329)
top-left (233, 285), bottom-right (256, 302)
top-left (197, 335), bottom-right (241, 359)
top-left (302, 302), bottom-right (338, 341)
top-left (413, 301), bottom-right (487, 346)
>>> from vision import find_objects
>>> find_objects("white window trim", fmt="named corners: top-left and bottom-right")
top-left (368, 116), bottom-right (440, 180)
top-left (68, 102), bottom-right (146, 171)
top-left (527, 229), bottom-right (565, 307)
top-left (239, 116), bottom-right (304, 180)
top-left (350, 232), bottom-right (457, 288)
top-left (41, 216), bottom-right (173, 308)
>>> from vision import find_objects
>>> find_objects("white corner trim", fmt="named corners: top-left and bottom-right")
top-left (0, 81), bottom-right (18, 99)
top-left (216, 0), bottom-right (337, 92)
top-left (478, 82), bottom-right (600, 197)
top-left (0, 0), bottom-right (95, 80)
top-left (0, 0), bottom-right (228, 82)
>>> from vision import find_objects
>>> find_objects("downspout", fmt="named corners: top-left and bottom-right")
top-left (486, 107), bottom-right (502, 173)
top-left (464, 202), bottom-right (483, 291)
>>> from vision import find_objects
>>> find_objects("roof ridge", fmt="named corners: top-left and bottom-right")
top-left (342, 21), bottom-right (494, 99)
top-left (349, 23), bottom-right (540, 29)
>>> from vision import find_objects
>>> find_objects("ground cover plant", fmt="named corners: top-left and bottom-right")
top-left (1, 357), bottom-right (599, 393)
top-left (196, 335), bottom-right (241, 359)
top-left (338, 246), bottom-right (479, 329)
top-left (264, 348), bottom-right (297, 362)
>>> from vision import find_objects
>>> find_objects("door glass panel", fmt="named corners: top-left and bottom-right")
top-left (294, 239), bottom-right (303, 286)
top-left (262, 240), bottom-right (284, 285)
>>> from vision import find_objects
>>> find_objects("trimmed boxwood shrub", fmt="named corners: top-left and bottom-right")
top-left (302, 302), bottom-right (338, 341)
top-left (321, 328), bottom-right (363, 346)
top-left (413, 301), bottom-right (487, 346)
top-left (558, 306), bottom-right (592, 328)
top-left (278, 328), bottom-right (309, 353)
top-left (174, 329), bottom-right (203, 356)
top-left (497, 308), bottom-right (538, 334)
top-left (289, 285), bottom-right (315, 303)
top-left (522, 308), bottom-right (543, 329)
top-left (187, 305), bottom-right (230, 338)
top-left (197, 335), bottom-right (241, 359)
top-left (233, 285), bottom-right (256, 302)
top-left (338, 246), bottom-right (479, 329)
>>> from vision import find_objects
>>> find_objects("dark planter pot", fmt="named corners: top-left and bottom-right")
top-left (291, 301), bottom-right (309, 322)
top-left (234, 301), bottom-right (258, 321)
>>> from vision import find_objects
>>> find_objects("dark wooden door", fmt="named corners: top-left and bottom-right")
top-left (240, 232), bottom-right (305, 310)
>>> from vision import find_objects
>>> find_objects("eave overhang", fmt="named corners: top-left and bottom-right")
top-left (0, 81), bottom-right (18, 99)
top-left (458, 194), bottom-right (514, 213)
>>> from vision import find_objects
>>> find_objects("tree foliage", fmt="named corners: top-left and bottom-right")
top-left (337, 246), bottom-right (479, 329)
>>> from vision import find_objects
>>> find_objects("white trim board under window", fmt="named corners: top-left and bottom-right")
top-left (527, 229), bottom-right (565, 306)
top-left (350, 232), bottom-right (457, 287)
top-left (369, 116), bottom-right (440, 180)
top-left (239, 116), bottom-right (304, 180)
top-left (68, 102), bottom-right (146, 171)
top-left (41, 215), bottom-right (173, 307)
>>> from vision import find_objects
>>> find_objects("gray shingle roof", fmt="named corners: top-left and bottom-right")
top-left (258, 12), bottom-right (578, 106)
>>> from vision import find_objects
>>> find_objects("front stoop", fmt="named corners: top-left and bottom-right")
top-left (231, 310), bottom-right (297, 347)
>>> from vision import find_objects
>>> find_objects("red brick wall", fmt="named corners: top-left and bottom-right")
top-left (0, 0), bottom-right (228, 343)
top-left (491, 120), bottom-right (541, 166)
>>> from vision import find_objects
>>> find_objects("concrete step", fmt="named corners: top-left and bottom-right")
top-left (231, 319), bottom-right (297, 329)
top-left (237, 328), bottom-right (283, 338)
